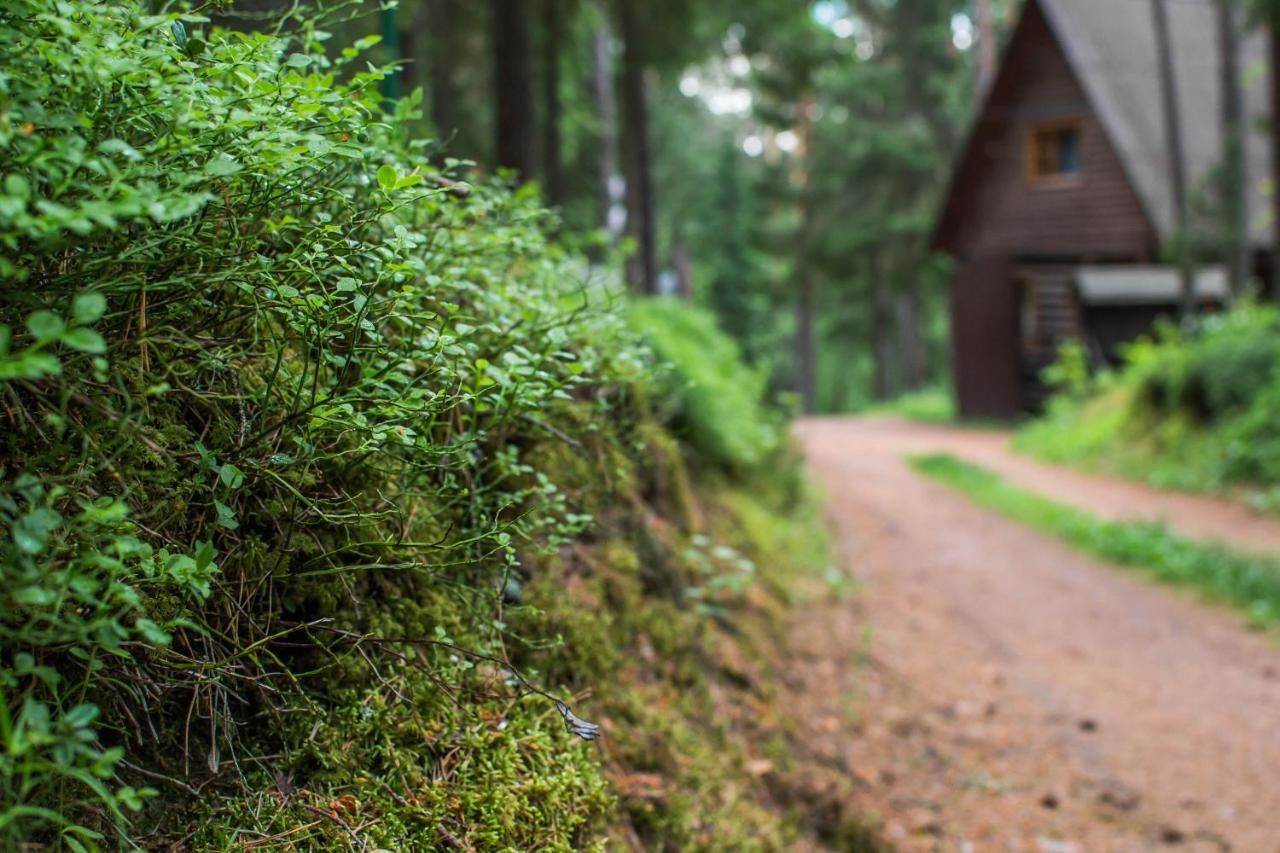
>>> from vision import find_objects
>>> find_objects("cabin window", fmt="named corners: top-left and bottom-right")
top-left (1027, 121), bottom-right (1082, 184)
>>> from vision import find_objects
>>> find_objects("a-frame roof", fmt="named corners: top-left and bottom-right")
top-left (934, 0), bottom-right (1271, 251)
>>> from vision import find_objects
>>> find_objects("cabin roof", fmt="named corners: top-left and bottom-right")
top-left (935, 0), bottom-right (1271, 252)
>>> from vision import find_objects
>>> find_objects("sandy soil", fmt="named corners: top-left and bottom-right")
top-left (788, 417), bottom-right (1280, 852)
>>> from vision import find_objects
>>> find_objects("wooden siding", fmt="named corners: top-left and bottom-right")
top-left (951, 255), bottom-right (1021, 419)
top-left (936, 0), bottom-right (1157, 261)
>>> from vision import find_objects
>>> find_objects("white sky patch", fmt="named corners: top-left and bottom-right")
top-left (729, 54), bottom-right (751, 77)
top-left (743, 135), bottom-right (764, 157)
top-left (831, 17), bottom-right (855, 39)
top-left (679, 74), bottom-right (701, 97)
top-left (775, 129), bottom-right (799, 154)
top-left (812, 0), bottom-right (847, 28)
top-left (951, 12), bottom-right (975, 51)
top-left (707, 88), bottom-right (753, 115)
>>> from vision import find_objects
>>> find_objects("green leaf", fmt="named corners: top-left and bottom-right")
top-left (0, 352), bottom-right (61, 380)
top-left (61, 327), bottom-right (106, 353)
top-left (205, 153), bottom-right (242, 178)
top-left (213, 500), bottom-right (239, 530)
top-left (63, 704), bottom-right (99, 728)
top-left (219, 463), bottom-right (245, 490)
top-left (134, 618), bottom-right (172, 646)
top-left (14, 507), bottom-right (61, 554)
top-left (4, 174), bottom-right (30, 201)
top-left (72, 293), bottom-right (106, 324)
top-left (376, 164), bottom-right (398, 193)
top-left (13, 587), bottom-right (58, 606)
top-left (26, 311), bottom-right (64, 343)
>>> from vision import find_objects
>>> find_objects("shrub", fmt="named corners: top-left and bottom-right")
top-left (630, 298), bottom-right (779, 472)
top-left (1020, 303), bottom-right (1280, 499)
top-left (0, 1), bottom-right (644, 845)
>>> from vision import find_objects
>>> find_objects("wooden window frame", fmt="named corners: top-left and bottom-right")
top-left (1025, 118), bottom-right (1084, 189)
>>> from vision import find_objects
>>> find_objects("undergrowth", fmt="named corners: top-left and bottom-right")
top-left (0, 2), bottom-right (868, 849)
top-left (1017, 306), bottom-right (1280, 509)
top-left (859, 385), bottom-right (955, 424)
top-left (912, 453), bottom-right (1280, 627)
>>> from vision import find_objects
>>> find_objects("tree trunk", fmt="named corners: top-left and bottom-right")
top-left (975, 0), bottom-right (997, 96)
top-left (795, 256), bottom-right (818, 414)
top-left (871, 273), bottom-right (897, 402)
top-left (1271, 12), bottom-right (1280, 300)
top-left (1151, 0), bottom-right (1196, 318)
top-left (895, 285), bottom-right (928, 391)
top-left (618, 0), bottom-right (657, 293)
top-left (542, 0), bottom-right (564, 205)
top-left (672, 243), bottom-right (694, 301)
top-left (428, 0), bottom-right (460, 142)
top-left (1218, 0), bottom-right (1248, 295)
top-left (491, 0), bottom-right (537, 179)
top-left (592, 17), bottom-right (623, 239)
top-left (380, 5), bottom-right (401, 101)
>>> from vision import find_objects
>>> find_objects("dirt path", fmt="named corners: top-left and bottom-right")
top-left (789, 417), bottom-right (1280, 852)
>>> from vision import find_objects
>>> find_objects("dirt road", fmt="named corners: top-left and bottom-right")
top-left (790, 417), bottom-right (1280, 852)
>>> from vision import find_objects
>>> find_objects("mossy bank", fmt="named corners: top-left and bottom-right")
top-left (0, 2), bottom-right (874, 850)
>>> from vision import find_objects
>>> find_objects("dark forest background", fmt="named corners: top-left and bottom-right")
top-left (217, 0), bottom-right (1027, 413)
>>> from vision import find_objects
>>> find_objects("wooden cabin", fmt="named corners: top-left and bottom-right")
top-left (932, 0), bottom-right (1270, 419)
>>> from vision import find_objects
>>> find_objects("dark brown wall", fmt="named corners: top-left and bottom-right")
top-left (952, 256), bottom-right (1021, 419)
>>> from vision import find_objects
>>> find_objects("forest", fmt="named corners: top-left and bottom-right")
top-left (302, 0), bottom-right (1014, 413)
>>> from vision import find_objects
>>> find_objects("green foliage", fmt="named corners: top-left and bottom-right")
top-left (0, 1), bottom-right (837, 848)
top-left (860, 385), bottom-right (956, 423)
top-left (1019, 305), bottom-right (1280, 502)
top-left (913, 453), bottom-right (1280, 626)
top-left (630, 298), bottom-right (780, 472)
top-left (1041, 339), bottom-right (1093, 400)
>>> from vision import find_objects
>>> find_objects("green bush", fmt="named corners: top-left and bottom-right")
top-left (1130, 307), bottom-right (1280, 420)
top-left (630, 298), bottom-right (779, 472)
top-left (0, 1), bottom-right (645, 846)
top-left (1019, 303), bottom-right (1280, 499)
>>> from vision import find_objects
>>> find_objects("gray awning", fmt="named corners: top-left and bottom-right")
top-left (1074, 266), bottom-right (1230, 306)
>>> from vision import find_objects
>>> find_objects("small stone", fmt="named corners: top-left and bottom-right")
top-left (1040, 793), bottom-right (1060, 810)
top-left (1098, 780), bottom-right (1141, 813)
top-left (1036, 839), bottom-right (1080, 853)
top-left (1077, 718), bottom-right (1098, 732)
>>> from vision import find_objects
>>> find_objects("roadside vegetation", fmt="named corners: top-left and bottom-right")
top-left (859, 386), bottom-right (956, 424)
top-left (1016, 305), bottom-right (1280, 511)
top-left (913, 454), bottom-right (1280, 627)
top-left (0, 3), bottom-right (879, 849)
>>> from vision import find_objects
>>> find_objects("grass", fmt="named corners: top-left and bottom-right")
top-left (861, 386), bottom-right (955, 423)
top-left (910, 453), bottom-right (1280, 627)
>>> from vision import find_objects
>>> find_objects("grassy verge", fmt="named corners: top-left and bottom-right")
top-left (1015, 309), bottom-right (1280, 513)
top-left (911, 453), bottom-right (1280, 627)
